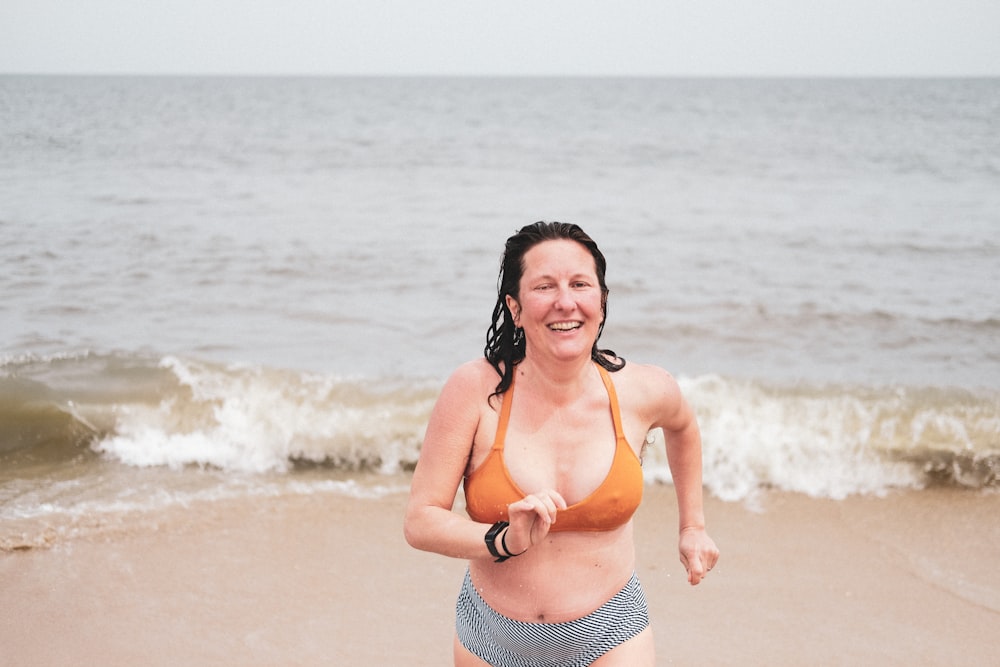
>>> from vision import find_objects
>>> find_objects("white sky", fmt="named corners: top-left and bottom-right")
top-left (2, 0), bottom-right (999, 77)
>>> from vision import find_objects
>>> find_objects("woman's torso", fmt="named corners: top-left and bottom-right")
top-left (463, 360), bottom-right (649, 622)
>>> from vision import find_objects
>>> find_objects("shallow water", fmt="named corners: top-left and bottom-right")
top-left (2, 76), bottom-right (998, 536)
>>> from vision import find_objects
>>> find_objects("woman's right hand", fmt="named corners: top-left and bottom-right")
top-left (504, 490), bottom-right (568, 556)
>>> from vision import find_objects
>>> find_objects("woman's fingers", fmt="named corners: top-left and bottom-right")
top-left (505, 490), bottom-right (568, 554)
top-left (510, 489), bottom-right (568, 524)
top-left (679, 527), bottom-right (720, 586)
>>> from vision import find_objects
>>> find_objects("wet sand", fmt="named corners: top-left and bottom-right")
top-left (2, 484), bottom-right (997, 666)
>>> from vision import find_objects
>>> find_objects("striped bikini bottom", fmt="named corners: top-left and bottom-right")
top-left (455, 568), bottom-right (649, 667)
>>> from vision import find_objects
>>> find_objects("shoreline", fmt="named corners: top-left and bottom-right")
top-left (2, 484), bottom-right (998, 666)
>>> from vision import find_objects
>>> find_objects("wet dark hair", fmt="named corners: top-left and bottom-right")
top-left (484, 221), bottom-right (625, 397)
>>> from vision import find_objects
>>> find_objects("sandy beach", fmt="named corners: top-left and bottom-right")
top-left (4, 74), bottom-right (999, 667)
top-left (2, 483), bottom-right (997, 666)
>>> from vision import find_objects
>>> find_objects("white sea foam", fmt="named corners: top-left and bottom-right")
top-left (2, 355), bottom-right (997, 534)
top-left (0, 473), bottom-right (411, 548)
top-left (91, 356), bottom-right (435, 474)
top-left (639, 376), bottom-right (998, 502)
top-left (83, 358), bottom-right (999, 504)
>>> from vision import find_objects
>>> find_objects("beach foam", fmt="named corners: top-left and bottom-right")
top-left (2, 352), bottom-right (997, 537)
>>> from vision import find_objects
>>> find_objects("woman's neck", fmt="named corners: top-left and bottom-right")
top-left (516, 354), bottom-right (596, 403)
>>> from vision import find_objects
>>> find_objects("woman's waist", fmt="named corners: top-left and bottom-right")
top-left (467, 533), bottom-right (635, 623)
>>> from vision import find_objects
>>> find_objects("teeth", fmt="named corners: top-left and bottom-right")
top-left (549, 322), bottom-right (581, 331)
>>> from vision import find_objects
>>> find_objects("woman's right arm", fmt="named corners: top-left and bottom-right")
top-left (403, 361), bottom-right (495, 560)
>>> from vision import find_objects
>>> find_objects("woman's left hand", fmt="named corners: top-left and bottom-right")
top-left (679, 526), bottom-right (719, 586)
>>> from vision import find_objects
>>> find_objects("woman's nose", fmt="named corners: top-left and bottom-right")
top-left (553, 286), bottom-right (574, 309)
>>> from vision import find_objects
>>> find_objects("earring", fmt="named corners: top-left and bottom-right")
top-left (513, 327), bottom-right (524, 345)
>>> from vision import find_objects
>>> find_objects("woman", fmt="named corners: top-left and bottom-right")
top-left (404, 221), bottom-right (718, 666)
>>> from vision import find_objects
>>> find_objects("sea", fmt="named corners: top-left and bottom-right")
top-left (2, 75), bottom-right (998, 545)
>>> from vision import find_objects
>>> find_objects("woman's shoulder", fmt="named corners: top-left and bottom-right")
top-left (448, 358), bottom-right (497, 383)
top-left (612, 361), bottom-right (685, 415)
top-left (427, 360), bottom-right (499, 430)
top-left (614, 360), bottom-right (679, 389)
top-left (441, 358), bottom-right (501, 399)
top-left (597, 351), bottom-right (674, 385)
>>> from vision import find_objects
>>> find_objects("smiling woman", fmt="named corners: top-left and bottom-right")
top-left (404, 221), bottom-right (719, 666)
top-left (507, 240), bottom-right (605, 365)
top-left (484, 222), bottom-right (623, 399)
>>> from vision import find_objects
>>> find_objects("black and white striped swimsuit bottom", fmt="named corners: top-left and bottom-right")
top-left (455, 568), bottom-right (650, 667)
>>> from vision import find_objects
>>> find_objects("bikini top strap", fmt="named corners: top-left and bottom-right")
top-left (596, 364), bottom-right (627, 441)
top-left (491, 371), bottom-right (516, 451)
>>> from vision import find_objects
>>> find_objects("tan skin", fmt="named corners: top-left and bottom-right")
top-left (404, 239), bottom-right (719, 666)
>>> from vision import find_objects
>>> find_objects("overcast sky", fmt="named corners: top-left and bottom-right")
top-left (2, 0), bottom-right (999, 77)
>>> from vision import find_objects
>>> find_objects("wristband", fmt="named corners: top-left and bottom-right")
top-left (485, 521), bottom-right (510, 562)
top-left (500, 526), bottom-right (525, 558)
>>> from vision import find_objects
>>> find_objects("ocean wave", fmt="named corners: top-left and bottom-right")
top-left (2, 353), bottom-right (998, 502)
top-left (91, 355), bottom-right (438, 474)
top-left (656, 376), bottom-right (1000, 502)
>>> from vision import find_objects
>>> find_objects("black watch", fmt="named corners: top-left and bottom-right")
top-left (484, 521), bottom-right (510, 562)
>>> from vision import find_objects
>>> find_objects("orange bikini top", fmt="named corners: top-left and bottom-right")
top-left (463, 364), bottom-right (643, 532)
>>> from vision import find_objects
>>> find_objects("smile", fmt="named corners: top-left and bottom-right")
top-left (548, 321), bottom-right (582, 331)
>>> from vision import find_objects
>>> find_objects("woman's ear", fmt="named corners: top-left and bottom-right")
top-left (504, 294), bottom-right (521, 327)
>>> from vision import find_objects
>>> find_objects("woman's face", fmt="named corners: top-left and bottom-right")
top-left (506, 239), bottom-right (605, 364)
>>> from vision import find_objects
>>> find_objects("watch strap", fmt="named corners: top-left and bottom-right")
top-left (484, 520), bottom-right (510, 562)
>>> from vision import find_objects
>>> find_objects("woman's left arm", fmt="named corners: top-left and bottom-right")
top-left (644, 366), bottom-right (720, 586)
